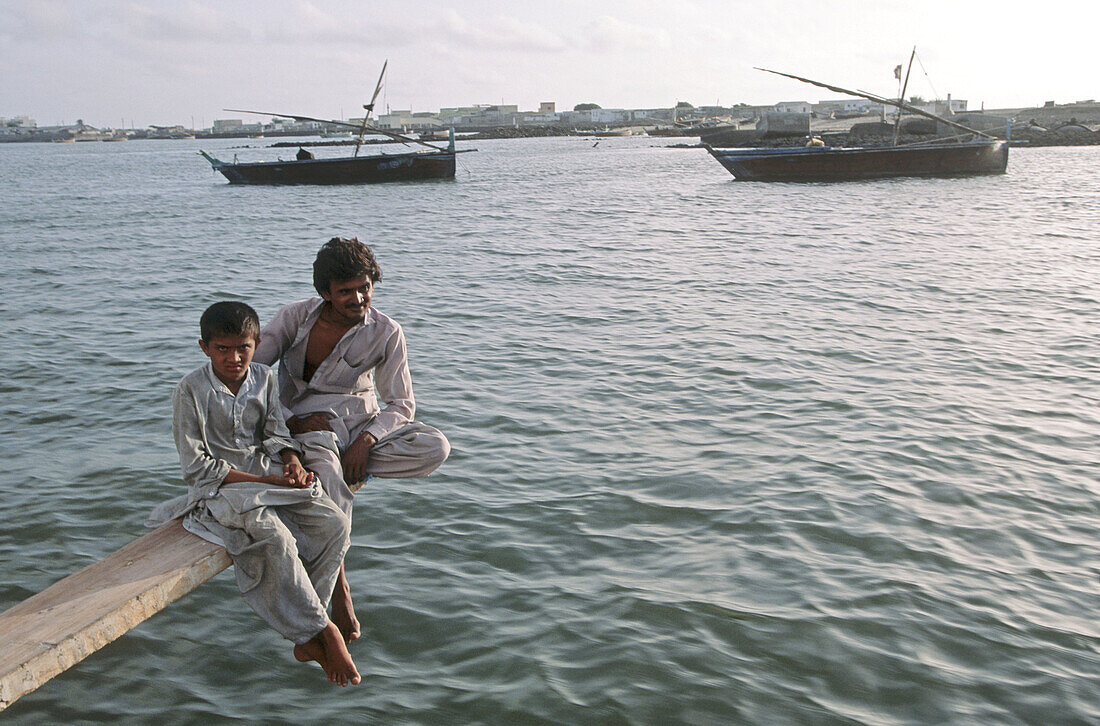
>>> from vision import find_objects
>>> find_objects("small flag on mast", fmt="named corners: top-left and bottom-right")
top-left (894, 64), bottom-right (903, 80)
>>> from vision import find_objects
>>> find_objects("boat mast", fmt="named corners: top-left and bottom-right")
top-left (892, 47), bottom-right (916, 146)
top-left (355, 60), bottom-right (387, 158)
top-left (223, 108), bottom-right (448, 152)
top-left (755, 67), bottom-right (995, 140)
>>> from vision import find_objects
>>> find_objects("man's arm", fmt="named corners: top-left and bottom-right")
top-left (260, 368), bottom-right (306, 453)
top-left (361, 324), bottom-right (415, 441)
top-left (255, 301), bottom-right (332, 433)
top-left (255, 302), bottom-right (337, 435)
top-left (340, 324), bottom-right (412, 485)
top-left (260, 369), bottom-right (314, 488)
top-left (253, 303), bottom-right (298, 367)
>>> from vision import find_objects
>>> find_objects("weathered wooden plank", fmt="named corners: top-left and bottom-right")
top-left (0, 519), bottom-right (230, 711)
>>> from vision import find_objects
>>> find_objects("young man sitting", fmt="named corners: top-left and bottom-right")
top-left (254, 237), bottom-right (450, 644)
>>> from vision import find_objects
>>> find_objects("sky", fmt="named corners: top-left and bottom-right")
top-left (2, 0), bottom-right (1096, 129)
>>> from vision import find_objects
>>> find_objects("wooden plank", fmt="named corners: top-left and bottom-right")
top-left (0, 519), bottom-right (230, 711)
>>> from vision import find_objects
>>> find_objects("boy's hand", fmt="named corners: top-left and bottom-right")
top-left (282, 458), bottom-right (314, 488)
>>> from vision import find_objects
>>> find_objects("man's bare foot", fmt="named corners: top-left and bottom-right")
top-left (320, 622), bottom-right (360, 686)
top-left (294, 622), bottom-right (361, 686)
top-left (332, 562), bottom-right (361, 644)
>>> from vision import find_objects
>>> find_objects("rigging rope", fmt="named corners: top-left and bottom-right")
top-left (913, 52), bottom-right (941, 104)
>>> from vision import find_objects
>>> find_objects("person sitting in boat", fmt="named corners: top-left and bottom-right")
top-left (805, 136), bottom-right (825, 147)
top-left (149, 301), bottom-right (360, 686)
top-left (296, 147), bottom-right (315, 160)
top-left (254, 237), bottom-right (451, 645)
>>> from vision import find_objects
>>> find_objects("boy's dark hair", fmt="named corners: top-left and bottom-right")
top-left (313, 237), bottom-right (382, 295)
top-left (200, 301), bottom-right (261, 343)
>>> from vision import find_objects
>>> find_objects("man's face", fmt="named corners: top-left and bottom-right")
top-left (322, 274), bottom-right (373, 324)
top-left (199, 334), bottom-right (257, 387)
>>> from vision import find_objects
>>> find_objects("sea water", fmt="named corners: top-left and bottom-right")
top-left (0, 137), bottom-right (1097, 724)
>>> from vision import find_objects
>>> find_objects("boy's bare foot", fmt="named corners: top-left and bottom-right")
top-left (294, 622), bottom-right (361, 686)
top-left (294, 637), bottom-right (331, 678)
top-left (332, 563), bottom-right (361, 644)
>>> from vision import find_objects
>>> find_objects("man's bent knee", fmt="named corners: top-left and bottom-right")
top-left (434, 432), bottom-right (451, 468)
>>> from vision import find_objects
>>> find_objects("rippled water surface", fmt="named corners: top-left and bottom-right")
top-left (1, 137), bottom-right (1098, 724)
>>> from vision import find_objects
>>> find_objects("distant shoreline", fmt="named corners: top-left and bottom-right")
top-left (3, 102), bottom-right (1097, 148)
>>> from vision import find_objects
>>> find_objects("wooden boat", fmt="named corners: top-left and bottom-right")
top-left (707, 57), bottom-right (1010, 182)
top-left (706, 139), bottom-right (1008, 181)
top-left (199, 142), bottom-right (457, 185)
top-left (200, 60), bottom-right (473, 185)
top-left (417, 129), bottom-right (451, 142)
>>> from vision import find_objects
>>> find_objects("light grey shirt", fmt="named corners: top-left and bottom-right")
top-left (254, 297), bottom-right (415, 444)
top-left (172, 362), bottom-right (302, 508)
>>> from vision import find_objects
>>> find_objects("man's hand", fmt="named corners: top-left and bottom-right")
top-left (287, 413), bottom-right (334, 436)
top-left (342, 432), bottom-right (376, 486)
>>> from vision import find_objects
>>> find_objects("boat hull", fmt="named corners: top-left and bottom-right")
top-left (706, 140), bottom-right (1008, 181)
top-left (200, 150), bottom-right (456, 184)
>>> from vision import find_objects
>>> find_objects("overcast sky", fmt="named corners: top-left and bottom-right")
top-left (2, 0), bottom-right (1095, 128)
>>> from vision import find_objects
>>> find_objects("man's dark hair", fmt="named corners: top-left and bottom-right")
top-left (200, 301), bottom-right (261, 343)
top-left (313, 237), bottom-right (382, 295)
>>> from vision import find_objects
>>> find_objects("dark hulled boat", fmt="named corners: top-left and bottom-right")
top-left (706, 139), bottom-right (1008, 182)
top-left (706, 59), bottom-right (1011, 182)
top-left (199, 146), bottom-right (456, 185)
top-left (200, 60), bottom-right (472, 185)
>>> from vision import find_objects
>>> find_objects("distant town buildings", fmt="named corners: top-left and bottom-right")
top-left (2, 115), bottom-right (40, 137)
top-left (813, 99), bottom-right (882, 118)
top-left (915, 97), bottom-right (967, 116)
top-left (376, 109), bottom-right (449, 130)
top-left (15, 94), bottom-right (1098, 145)
top-left (1, 116), bottom-right (130, 141)
top-left (1, 115), bottom-right (36, 130)
top-left (775, 101), bottom-right (812, 114)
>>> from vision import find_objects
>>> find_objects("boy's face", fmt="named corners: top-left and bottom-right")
top-left (199, 333), bottom-right (258, 386)
top-left (322, 274), bottom-right (373, 325)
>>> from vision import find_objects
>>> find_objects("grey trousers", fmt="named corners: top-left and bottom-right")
top-left (296, 420), bottom-right (450, 517)
top-left (197, 489), bottom-right (351, 644)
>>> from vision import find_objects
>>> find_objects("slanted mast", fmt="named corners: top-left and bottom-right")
top-left (754, 66), bottom-right (995, 141)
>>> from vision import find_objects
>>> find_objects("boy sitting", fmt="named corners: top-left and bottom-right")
top-left (155, 301), bottom-right (360, 686)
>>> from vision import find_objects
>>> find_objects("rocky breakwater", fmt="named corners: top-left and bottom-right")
top-left (1009, 122), bottom-right (1100, 147)
top-left (996, 102), bottom-right (1100, 147)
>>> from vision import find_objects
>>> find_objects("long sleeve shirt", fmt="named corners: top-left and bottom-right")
top-left (172, 362), bottom-right (302, 508)
top-left (254, 298), bottom-right (415, 444)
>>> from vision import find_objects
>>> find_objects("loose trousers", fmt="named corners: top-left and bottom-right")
top-left (196, 485), bottom-right (351, 644)
top-left (296, 420), bottom-right (450, 517)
